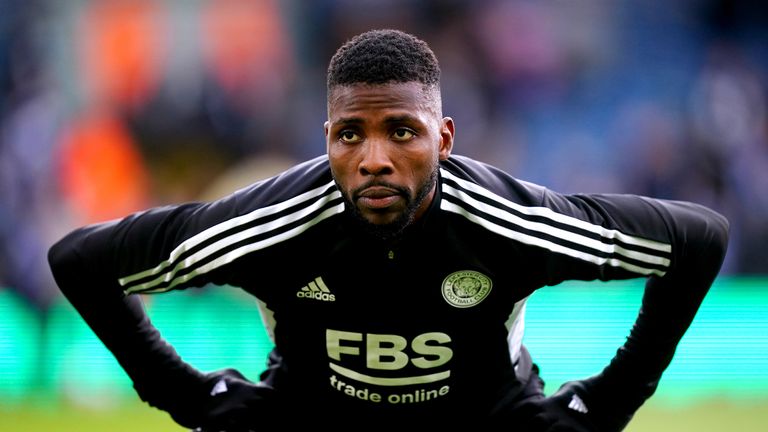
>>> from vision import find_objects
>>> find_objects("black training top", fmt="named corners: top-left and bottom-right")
top-left (48, 154), bottom-right (728, 423)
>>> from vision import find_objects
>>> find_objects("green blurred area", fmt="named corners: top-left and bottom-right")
top-left (1, 277), bottom-right (767, 430)
top-left (0, 286), bottom-right (274, 406)
top-left (525, 276), bottom-right (768, 403)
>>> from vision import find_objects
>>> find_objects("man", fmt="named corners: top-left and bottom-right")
top-left (48, 29), bottom-right (729, 431)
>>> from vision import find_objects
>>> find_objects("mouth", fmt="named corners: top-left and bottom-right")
top-left (356, 186), bottom-right (403, 210)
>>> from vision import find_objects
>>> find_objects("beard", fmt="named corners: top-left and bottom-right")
top-left (342, 168), bottom-right (438, 242)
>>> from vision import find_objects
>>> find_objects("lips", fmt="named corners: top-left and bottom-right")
top-left (357, 186), bottom-right (402, 209)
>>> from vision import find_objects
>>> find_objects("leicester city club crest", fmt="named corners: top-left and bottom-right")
top-left (441, 270), bottom-right (492, 308)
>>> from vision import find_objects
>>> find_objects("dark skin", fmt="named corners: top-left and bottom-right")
top-left (324, 82), bottom-right (455, 238)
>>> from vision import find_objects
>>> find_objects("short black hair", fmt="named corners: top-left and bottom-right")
top-left (327, 29), bottom-right (441, 90)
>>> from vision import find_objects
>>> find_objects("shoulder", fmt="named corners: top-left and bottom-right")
top-left (439, 154), bottom-right (547, 207)
top-left (232, 155), bottom-right (338, 212)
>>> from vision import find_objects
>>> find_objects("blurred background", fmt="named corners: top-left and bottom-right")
top-left (0, 0), bottom-right (766, 430)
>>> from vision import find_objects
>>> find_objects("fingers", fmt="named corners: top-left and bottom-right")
top-left (198, 373), bottom-right (274, 432)
top-left (519, 413), bottom-right (556, 432)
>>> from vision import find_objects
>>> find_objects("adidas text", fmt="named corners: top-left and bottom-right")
top-left (297, 290), bottom-right (336, 302)
top-left (297, 277), bottom-right (336, 302)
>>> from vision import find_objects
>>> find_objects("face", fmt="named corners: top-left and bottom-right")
top-left (325, 81), bottom-right (454, 239)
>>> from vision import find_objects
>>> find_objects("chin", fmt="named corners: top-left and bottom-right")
top-left (363, 212), bottom-right (401, 226)
top-left (365, 222), bottom-right (408, 242)
top-left (356, 211), bottom-right (412, 241)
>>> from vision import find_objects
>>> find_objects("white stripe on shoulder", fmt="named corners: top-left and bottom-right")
top-left (441, 169), bottom-right (671, 253)
top-left (440, 170), bottom-right (669, 276)
top-left (442, 183), bottom-right (670, 269)
top-left (119, 180), bottom-right (339, 290)
top-left (125, 203), bottom-right (343, 294)
top-left (441, 200), bottom-right (665, 276)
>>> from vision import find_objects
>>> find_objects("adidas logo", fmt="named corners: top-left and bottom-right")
top-left (567, 394), bottom-right (589, 414)
top-left (296, 276), bottom-right (336, 302)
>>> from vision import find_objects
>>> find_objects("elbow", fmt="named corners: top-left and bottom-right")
top-left (706, 208), bottom-right (730, 263)
top-left (47, 228), bottom-right (88, 297)
top-left (48, 232), bottom-right (73, 271)
top-left (687, 206), bottom-right (730, 273)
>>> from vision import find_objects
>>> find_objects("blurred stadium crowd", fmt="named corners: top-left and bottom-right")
top-left (1, 0), bottom-right (767, 313)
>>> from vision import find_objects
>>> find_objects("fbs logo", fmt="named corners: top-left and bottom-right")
top-left (297, 276), bottom-right (336, 302)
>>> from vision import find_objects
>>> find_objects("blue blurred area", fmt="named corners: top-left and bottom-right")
top-left (0, 0), bottom-right (767, 313)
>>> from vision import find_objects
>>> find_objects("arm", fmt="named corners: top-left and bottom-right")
top-left (588, 198), bottom-right (729, 429)
top-left (48, 159), bottom-right (334, 428)
top-left (47, 199), bottom-right (256, 427)
top-left (533, 195), bottom-right (729, 431)
top-left (48, 219), bottom-right (207, 427)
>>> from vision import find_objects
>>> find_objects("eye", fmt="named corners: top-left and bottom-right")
top-left (392, 128), bottom-right (415, 141)
top-left (339, 130), bottom-right (362, 143)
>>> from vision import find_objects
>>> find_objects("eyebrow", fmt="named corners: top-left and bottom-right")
top-left (383, 115), bottom-right (421, 125)
top-left (334, 115), bottom-right (422, 126)
top-left (335, 117), bottom-right (364, 126)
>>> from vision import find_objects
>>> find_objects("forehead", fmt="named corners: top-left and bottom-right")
top-left (327, 82), bottom-right (436, 121)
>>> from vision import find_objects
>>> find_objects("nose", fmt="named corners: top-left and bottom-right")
top-left (359, 139), bottom-right (394, 176)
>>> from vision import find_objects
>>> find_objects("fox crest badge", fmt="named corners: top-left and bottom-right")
top-left (441, 270), bottom-right (492, 308)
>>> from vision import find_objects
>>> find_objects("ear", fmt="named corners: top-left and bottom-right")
top-left (324, 120), bottom-right (331, 152)
top-left (439, 117), bottom-right (454, 161)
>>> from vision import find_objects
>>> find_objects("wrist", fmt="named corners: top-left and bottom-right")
top-left (133, 362), bottom-right (209, 427)
top-left (584, 368), bottom-right (657, 421)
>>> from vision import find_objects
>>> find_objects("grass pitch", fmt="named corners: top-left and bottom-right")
top-left (1, 398), bottom-right (766, 431)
